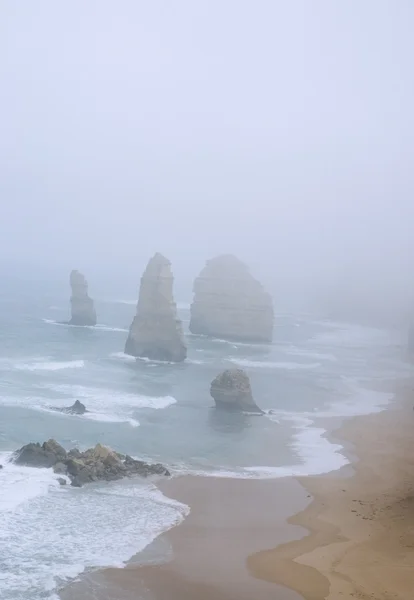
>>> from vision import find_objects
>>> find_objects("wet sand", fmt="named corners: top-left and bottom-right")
top-left (249, 385), bottom-right (414, 599)
top-left (61, 477), bottom-right (308, 600)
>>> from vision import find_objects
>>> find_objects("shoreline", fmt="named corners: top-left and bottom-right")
top-left (249, 382), bottom-right (414, 599)
top-left (60, 383), bottom-right (414, 600)
top-left (61, 476), bottom-right (308, 600)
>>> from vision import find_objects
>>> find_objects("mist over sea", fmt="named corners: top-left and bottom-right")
top-left (0, 275), bottom-right (412, 600)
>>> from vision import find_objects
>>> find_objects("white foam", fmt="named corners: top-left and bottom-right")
top-left (179, 382), bottom-right (393, 482)
top-left (228, 358), bottom-right (321, 370)
top-left (0, 476), bottom-right (188, 600)
top-left (184, 412), bottom-right (347, 480)
top-left (107, 299), bottom-right (137, 305)
top-left (34, 405), bottom-right (141, 428)
top-left (95, 324), bottom-right (129, 333)
top-left (135, 356), bottom-right (176, 366)
top-left (15, 359), bottom-right (85, 372)
top-left (0, 453), bottom-right (59, 512)
top-left (82, 413), bottom-right (140, 427)
top-left (0, 383), bottom-right (175, 427)
top-left (209, 337), bottom-right (266, 348)
top-left (42, 319), bottom-right (128, 332)
top-left (110, 351), bottom-right (136, 363)
top-left (285, 347), bottom-right (337, 362)
top-left (40, 383), bottom-right (177, 412)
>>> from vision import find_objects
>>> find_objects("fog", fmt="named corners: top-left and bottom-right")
top-left (1, 1), bottom-right (413, 322)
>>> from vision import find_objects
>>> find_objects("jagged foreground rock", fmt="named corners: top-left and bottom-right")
top-left (69, 270), bottom-right (97, 326)
top-left (190, 255), bottom-right (274, 342)
top-left (52, 400), bottom-right (87, 415)
top-left (125, 253), bottom-right (187, 362)
top-left (210, 369), bottom-right (263, 413)
top-left (13, 439), bottom-right (170, 487)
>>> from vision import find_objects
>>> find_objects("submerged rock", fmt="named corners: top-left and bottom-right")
top-left (190, 254), bottom-right (274, 342)
top-left (210, 369), bottom-right (263, 413)
top-left (69, 270), bottom-right (97, 326)
top-left (125, 253), bottom-right (187, 362)
top-left (53, 400), bottom-right (87, 415)
top-left (13, 440), bottom-right (170, 487)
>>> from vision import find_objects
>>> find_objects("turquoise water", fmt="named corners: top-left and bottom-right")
top-left (0, 278), bottom-right (411, 600)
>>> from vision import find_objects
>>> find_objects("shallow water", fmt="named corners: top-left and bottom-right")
top-left (0, 281), bottom-right (411, 599)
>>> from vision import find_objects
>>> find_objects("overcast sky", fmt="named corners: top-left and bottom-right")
top-left (1, 1), bottom-right (413, 315)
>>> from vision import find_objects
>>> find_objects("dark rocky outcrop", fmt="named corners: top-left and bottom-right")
top-left (125, 253), bottom-right (187, 362)
top-left (69, 270), bottom-right (97, 326)
top-left (13, 440), bottom-right (170, 486)
top-left (210, 369), bottom-right (263, 413)
top-left (14, 439), bottom-right (68, 468)
top-left (190, 255), bottom-right (274, 342)
top-left (53, 400), bottom-right (87, 415)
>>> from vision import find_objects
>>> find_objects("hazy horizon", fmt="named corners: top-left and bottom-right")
top-left (1, 1), bottom-right (413, 322)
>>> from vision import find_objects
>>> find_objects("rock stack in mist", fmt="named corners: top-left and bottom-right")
top-left (210, 369), bottom-right (263, 413)
top-left (69, 270), bottom-right (97, 326)
top-left (124, 253), bottom-right (187, 362)
top-left (189, 254), bottom-right (274, 342)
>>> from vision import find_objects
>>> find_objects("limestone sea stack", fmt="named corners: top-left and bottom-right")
top-left (210, 369), bottom-right (263, 413)
top-left (190, 255), bottom-right (274, 342)
top-left (69, 270), bottom-right (97, 326)
top-left (124, 253), bottom-right (187, 362)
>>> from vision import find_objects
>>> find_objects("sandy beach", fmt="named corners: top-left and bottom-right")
top-left (250, 384), bottom-right (414, 599)
top-left (61, 476), bottom-right (308, 600)
top-left (61, 384), bottom-right (414, 600)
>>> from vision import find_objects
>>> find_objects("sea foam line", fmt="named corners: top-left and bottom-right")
top-left (38, 383), bottom-right (177, 411)
top-left (42, 319), bottom-right (128, 332)
top-left (227, 357), bottom-right (321, 370)
top-left (0, 453), bottom-right (60, 512)
top-left (15, 359), bottom-right (85, 372)
top-left (0, 472), bottom-right (189, 600)
top-left (178, 386), bottom-right (394, 481)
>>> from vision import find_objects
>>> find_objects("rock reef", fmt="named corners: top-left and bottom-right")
top-left (69, 270), bottom-right (97, 326)
top-left (52, 400), bottom-right (87, 415)
top-left (210, 369), bottom-right (263, 413)
top-left (13, 439), bottom-right (170, 487)
top-left (189, 255), bottom-right (274, 342)
top-left (125, 253), bottom-right (187, 362)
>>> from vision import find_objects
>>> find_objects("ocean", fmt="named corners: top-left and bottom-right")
top-left (0, 280), bottom-right (412, 600)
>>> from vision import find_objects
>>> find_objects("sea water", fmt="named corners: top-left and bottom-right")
top-left (0, 279), bottom-right (412, 599)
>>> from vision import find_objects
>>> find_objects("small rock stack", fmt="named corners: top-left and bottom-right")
top-left (210, 369), bottom-right (263, 413)
top-left (69, 270), bottom-right (97, 326)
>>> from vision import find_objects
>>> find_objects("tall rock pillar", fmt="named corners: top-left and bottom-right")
top-left (125, 253), bottom-right (187, 362)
